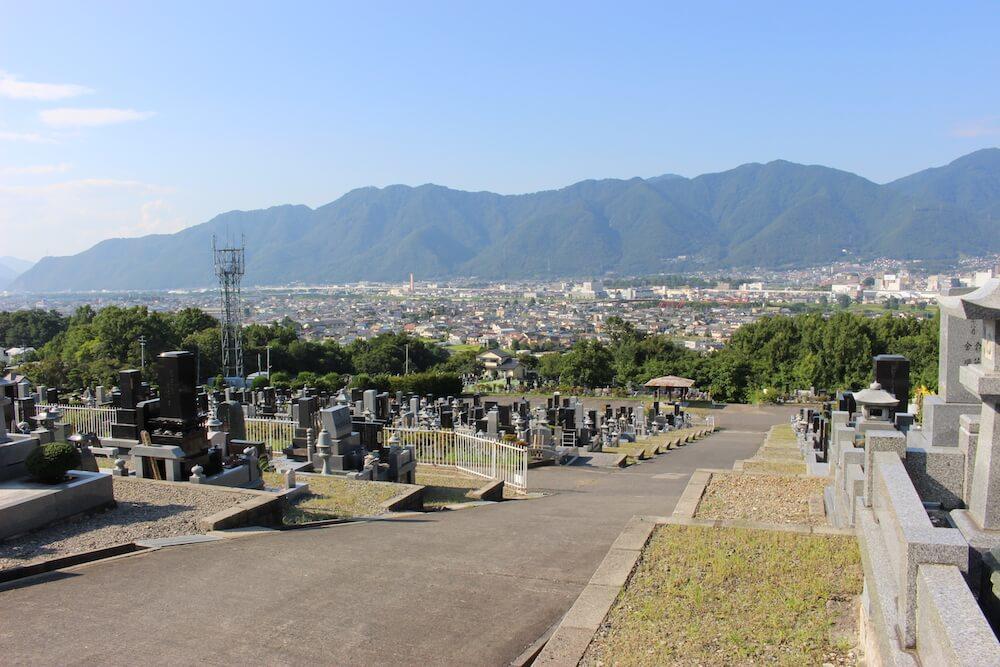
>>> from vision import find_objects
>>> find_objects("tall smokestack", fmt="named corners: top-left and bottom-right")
top-left (410, 273), bottom-right (414, 292)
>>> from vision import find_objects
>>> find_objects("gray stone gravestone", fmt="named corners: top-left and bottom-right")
top-left (320, 405), bottom-right (353, 439)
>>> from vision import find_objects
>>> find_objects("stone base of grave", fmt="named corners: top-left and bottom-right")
top-left (0, 434), bottom-right (41, 481)
top-left (923, 396), bottom-right (980, 446)
top-left (0, 470), bottom-right (114, 540)
top-left (951, 509), bottom-right (1000, 619)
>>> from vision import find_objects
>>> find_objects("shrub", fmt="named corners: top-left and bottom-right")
top-left (26, 442), bottom-right (82, 484)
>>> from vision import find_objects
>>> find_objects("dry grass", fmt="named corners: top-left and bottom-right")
top-left (263, 471), bottom-right (407, 522)
top-left (696, 472), bottom-right (828, 526)
top-left (415, 465), bottom-right (519, 508)
top-left (740, 424), bottom-right (806, 474)
top-left (582, 524), bottom-right (862, 666)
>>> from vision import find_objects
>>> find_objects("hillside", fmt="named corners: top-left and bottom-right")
top-left (11, 149), bottom-right (1000, 291)
top-left (0, 257), bottom-right (35, 290)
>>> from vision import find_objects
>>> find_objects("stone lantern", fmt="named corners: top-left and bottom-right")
top-left (852, 381), bottom-right (899, 425)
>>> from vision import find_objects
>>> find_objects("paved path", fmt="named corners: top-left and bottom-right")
top-left (1, 405), bottom-right (794, 666)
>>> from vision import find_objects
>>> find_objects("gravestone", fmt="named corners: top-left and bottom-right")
top-left (874, 354), bottom-right (910, 418)
top-left (925, 288), bottom-right (984, 446)
top-left (159, 352), bottom-right (198, 423)
top-left (363, 389), bottom-right (377, 416)
top-left (939, 281), bottom-right (1000, 529)
top-left (320, 405), bottom-right (353, 439)
top-left (218, 399), bottom-right (246, 440)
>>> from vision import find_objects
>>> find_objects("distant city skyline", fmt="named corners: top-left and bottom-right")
top-left (0, 1), bottom-right (997, 260)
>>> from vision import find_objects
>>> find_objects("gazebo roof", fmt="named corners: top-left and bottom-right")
top-left (644, 375), bottom-right (696, 389)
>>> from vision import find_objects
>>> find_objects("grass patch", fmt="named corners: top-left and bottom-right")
top-left (696, 472), bottom-right (827, 525)
top-left (263, 471), bottom-right (408, 522)
top-left (415, 465), bottom-right (520, 508)
top-left (741, 460), bottom-right (808, 475)
top-left (416, 467), bottom-right (484, 508)
top-left (445, 343), bottom-right (484, 354)
top-left (583, 524), bottom-right (861, 666)
top-left (766, 423), bottom-right (797, 446)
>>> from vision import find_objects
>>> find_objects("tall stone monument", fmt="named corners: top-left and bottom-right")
top-left (940, 280), bottom-right (1000, 530)
top-left (924, 287), bottom-right (983, 446)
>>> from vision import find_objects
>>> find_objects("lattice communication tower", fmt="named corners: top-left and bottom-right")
top-left (213, 234), bottom-right (245, 381)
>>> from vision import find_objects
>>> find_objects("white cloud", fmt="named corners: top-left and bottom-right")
top-left (0, 130), bottom-right (55, 143)
top-left (134, 199), bottom-right (188, 235)
top-left (0, 177), bottom-right (184, 258)
top-left (0, 178), bottom-right (171, 195)
top-left (0, 163), bottom-right (72, 176)
top-left (0, 70), bottom-right (93, 100)
top-left (952, 117), bottom-right (1000, 138)
top-left (39, 107), bottom-right (155, 128)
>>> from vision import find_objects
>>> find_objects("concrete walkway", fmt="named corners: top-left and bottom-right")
top-left (1, 405), bottom-right (794, 666)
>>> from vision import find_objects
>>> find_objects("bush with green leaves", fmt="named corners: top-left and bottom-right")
top-left (25, 442), bottom-right (82, 484)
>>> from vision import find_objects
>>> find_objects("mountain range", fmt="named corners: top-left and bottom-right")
top-left (0, 257), bottom-right (35, 290)
top-left (10, 148), bottom-right (1000, 292)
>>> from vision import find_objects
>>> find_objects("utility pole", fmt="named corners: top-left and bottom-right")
top-left (139, 335), bottom-right (147, 372)
top-left (405, 344), bottom-right (410, 375)
top-left (266, 345), bottom-right (271, 378)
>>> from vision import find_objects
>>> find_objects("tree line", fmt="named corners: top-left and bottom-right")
top-left (2, 306), bottom-right (938, 402)
top-left (532, 313), bottom-right (937, 402)
top-left (6, 306), bottom-right (451, 392)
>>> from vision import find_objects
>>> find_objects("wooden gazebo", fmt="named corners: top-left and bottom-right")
top-left (644, 375), bottom-right (696, 399)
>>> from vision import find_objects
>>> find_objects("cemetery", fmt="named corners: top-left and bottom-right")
top-left (1, 336), bottom-right (717, 579)
top-left (537, 283), bottom-right (1000, 666)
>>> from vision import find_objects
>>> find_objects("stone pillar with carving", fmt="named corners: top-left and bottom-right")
top-left (941, 280), bottom-right (1000, 529)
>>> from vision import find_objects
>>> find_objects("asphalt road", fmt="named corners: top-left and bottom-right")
top-left (0, 405), bottom-right (793, 666)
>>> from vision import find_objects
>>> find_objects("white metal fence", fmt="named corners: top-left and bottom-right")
top-left (385, 427), bottom-right (528, 491)
top-left (245, 417), bottom-right (296, 453)
top-left (36, 404), bottom-right (116, 439)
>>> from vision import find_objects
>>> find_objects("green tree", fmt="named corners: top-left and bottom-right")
top-left (0, 309), bottom-right (67, 348)
top-left (560, 340), bottom-right (614, 388)
top-left (169, 307), bottom-right (218, 340)
top-left (347, 333), bottom-right (447, 375)
top-left (537, 353), bottom-right (564, 382)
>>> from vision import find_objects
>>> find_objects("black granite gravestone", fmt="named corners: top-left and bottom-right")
top-left (158, 352), bottom-right (198, 423)
top-left (874, 354), bottom-right (910, 418)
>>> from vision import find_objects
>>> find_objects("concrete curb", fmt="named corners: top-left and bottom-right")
top-left (198, 491), bottom-right (287, 531)
top-left (0, 542), bottom-right (149, 586)
top-left (672, 469), bottom-right (713, 518)
top-left (471, 479), bottom-right (504, 502)
top-left (380, 485), bottom-right (425, 512)
top-left (533, 516), bottom-right (657, 666)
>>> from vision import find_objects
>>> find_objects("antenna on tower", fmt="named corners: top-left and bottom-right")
top-left (213, 234), bottom-right (246, 383)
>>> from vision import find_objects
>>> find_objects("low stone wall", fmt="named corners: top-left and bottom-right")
top-left (0, 470), bottom-right (114, 540)
top-left (916, 564), bottom-right (999, 666)
top-left (869, 452), bottom-right (968, 648)
top-left (856, 452), bottom-right (999, 665)
top-left (379, 485), bottom-right (424, 512)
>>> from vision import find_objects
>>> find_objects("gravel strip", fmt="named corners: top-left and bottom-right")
top-left (695, 472), bottom-right (828, 526)
top-left (0, 477), bottom-right (255, 570)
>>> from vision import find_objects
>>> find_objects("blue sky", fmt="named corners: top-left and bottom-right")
top-left (1, 1), bottom-right (997, 260)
